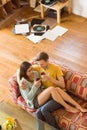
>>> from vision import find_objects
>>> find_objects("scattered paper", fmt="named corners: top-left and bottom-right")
top-left (43, 25), bottom-right (68, 41)
top-left (42, 30), bottom-right (59, 41)
top-left (15, 24), bottom-right (29, 34)
top-left (26, 25), bottom-right (68, 43)
top-left (27, 34), bottom-right (44, 43)
top-left (51, 26), bottom-right (68, 36)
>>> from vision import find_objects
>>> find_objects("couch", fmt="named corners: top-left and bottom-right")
top-left (8, 61), bottom-right (87, 130)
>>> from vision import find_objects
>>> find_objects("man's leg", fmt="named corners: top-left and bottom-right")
top-left (36, 107), bottom-right (45, 130)
top-left (41, 99), bottom-right (62, 130)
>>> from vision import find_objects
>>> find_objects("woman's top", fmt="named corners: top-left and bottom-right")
top-left (19, 71), bottom-right (43, 108)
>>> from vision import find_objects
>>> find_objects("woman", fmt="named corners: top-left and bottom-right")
top-left (18, 61), bottom-right (87, 113)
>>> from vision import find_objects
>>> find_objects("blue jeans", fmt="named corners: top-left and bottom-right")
top-left (36, 99), bottom-right (62, 130)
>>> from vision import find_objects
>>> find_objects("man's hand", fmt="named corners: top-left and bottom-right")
top-left (41, 74), bottom-right (50, 81)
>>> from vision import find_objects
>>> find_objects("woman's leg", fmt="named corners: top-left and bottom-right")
top-left (56, 87), bottom-right (87, 112)
top-left (38, 87), bottom-right (79, 113)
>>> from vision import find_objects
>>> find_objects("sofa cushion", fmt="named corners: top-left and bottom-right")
top-left (61, 65), bottom-right (87, 101)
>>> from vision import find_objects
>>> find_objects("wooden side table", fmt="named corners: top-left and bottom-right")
top-left (40, 0), bottom-right (71, 24)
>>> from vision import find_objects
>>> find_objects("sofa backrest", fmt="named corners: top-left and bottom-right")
top-left (61, 65), bottom-right (87, 100)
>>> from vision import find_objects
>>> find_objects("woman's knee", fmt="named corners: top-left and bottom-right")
top-left (47, 86), bottom-right (55, 92)
top-left (56, 87), bottom-right (64, 94)
top-left (46, 87), bottom-right (58, 97)
top-left (51, 87), bottom-right (57, 93)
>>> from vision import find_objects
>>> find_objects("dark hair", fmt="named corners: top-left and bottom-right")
top-left (36, 52), bottom-right (49, 61)
top-left (20, 61), bottom-right (31, 80)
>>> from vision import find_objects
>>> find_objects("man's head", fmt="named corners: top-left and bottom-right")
top-left (36, 52), bottom-right (49, 69)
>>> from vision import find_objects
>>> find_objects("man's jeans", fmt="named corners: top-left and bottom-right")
top-left (36, 99), bottom-right (62, 130)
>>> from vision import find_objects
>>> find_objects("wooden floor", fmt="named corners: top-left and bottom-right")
top-left (0, 5), bottom-right (87, 102)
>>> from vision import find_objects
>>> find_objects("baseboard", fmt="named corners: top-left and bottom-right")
top-left (72, 8), bottom-right (87, 18)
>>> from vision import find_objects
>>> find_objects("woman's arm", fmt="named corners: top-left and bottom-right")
top-left (22, 84), bottom-right (39, 101)
top-left (20, 77), bottom-right (42, 101)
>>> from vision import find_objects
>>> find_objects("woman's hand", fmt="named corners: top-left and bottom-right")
top-left (34, 79), bottom-right (41, 88)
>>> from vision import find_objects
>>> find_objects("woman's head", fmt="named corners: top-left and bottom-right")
top-left (20, 61), bottom-right (32, 80)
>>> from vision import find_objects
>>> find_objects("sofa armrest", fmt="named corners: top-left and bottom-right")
top-left (8, 75), bottom-right (36, 113)
top-left (8, 75), bottom-right (21, 103)
top-left (62, 66), bottom-right (87, 101)
top-left (17, 96), bottom-right (36, 113)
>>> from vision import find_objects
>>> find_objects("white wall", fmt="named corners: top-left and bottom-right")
top-left (72, 0), bottom-right (87, 18)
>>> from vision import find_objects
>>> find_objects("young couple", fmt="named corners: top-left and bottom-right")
top-left (17, 52), bottom-right (87, 130)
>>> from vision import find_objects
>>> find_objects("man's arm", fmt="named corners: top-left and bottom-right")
top-left (48, 76), bottom-right (65, 89)
top-left (42, 74), bottom-right (65, 89)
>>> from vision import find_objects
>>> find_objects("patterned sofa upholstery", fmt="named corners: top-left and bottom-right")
top-left (8, 63), bottom-right (87, 130)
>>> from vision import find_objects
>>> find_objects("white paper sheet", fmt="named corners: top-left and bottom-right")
top-left (51, 26), bottom-right (68, 36)
top-left (27, 34), bottom-right (44, 43)
top-left (15, 24), bottom-right (29, 34)
top-left (43, 30), bottom-right (59, 41)
top-left (43, 25), bottom-right (68, 41)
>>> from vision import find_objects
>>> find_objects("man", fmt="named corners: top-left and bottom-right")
top-left (33, 52), bottom-right (65, 130)
top-left (34, 52), bottom-right (65, 89)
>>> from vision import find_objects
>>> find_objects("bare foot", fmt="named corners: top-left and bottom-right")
top-left (66, 106), bottom-right (80, 113)
top-left (76, 106), bottom-right (87, 113)
top-left (80, 108), bottom-right (87, 113)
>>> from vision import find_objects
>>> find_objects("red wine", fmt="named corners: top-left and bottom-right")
top-left (36, 78), bottom-right (40, 81)
top-left (41, 72), bottom-right (46, 75)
